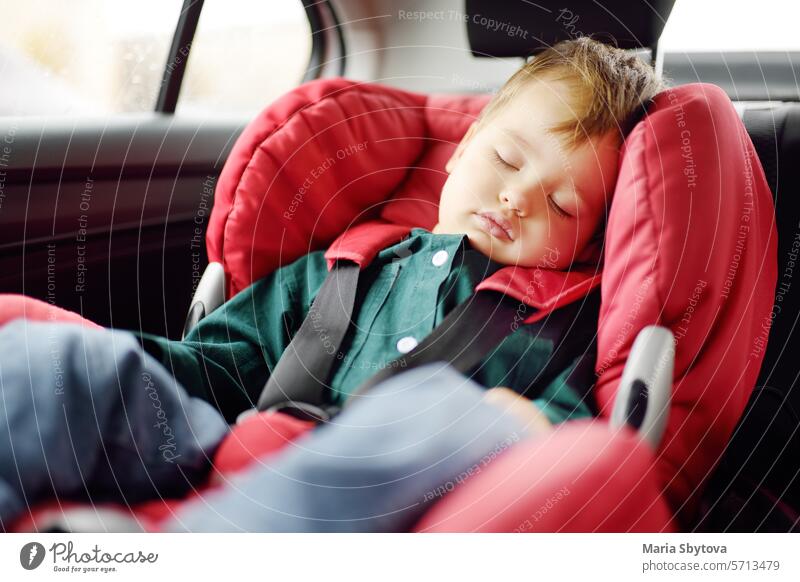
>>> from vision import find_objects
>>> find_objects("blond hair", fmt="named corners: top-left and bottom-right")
top-left (478, 37), bottom-right (664, 148)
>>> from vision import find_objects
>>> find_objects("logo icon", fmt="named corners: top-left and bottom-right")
top-left (20, 542), bottom-right (46, 570)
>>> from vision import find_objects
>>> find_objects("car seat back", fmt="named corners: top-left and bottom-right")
top-left (699, 104), bottom-right (800, 527)
top-left (744, 104), bottom-right (800, 415)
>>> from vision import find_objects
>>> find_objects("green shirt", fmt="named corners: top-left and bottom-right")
top-left (135, 228), bottom-right (598, 424)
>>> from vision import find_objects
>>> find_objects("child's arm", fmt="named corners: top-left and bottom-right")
top-left (133, 252), bottom-right (327, 423)
top-left (483, 387), bottom-right (553, 434)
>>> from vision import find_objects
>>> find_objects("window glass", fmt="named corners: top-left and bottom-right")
top-left (661, 0), bottom-right (800, 52)
top-left (0, 0), bottom-right (181, 115)
top-left (176, 0), bottom-right (312, 116)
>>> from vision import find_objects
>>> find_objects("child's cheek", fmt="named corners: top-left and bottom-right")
top-left (470, 158), bottom-right (502, 197)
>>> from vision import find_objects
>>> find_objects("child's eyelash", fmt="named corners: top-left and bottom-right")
top-left (492, 150), bottom-right (518, 171)
top-left (548, 196), bottom-right (571, 219)
top-left (491, 149), bottom-right (570, 219)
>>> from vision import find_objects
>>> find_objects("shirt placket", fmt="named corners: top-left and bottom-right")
top-left (391, 233), bottom-right (465, 358)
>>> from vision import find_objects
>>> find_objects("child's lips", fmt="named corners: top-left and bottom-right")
top-left (474, 212), bottom-right (515, 242)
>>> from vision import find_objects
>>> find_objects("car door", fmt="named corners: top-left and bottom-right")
top-left (0, 0), bottom-right (326, 337)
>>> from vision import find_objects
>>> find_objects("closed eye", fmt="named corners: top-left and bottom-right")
top-left (548, 196), bottom-right (571, 219)
top-left (492, 150), bottom-right (519, 171)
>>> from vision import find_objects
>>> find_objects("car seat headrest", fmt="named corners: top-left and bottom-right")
top-left (465, 0), bottom-right (676, 58)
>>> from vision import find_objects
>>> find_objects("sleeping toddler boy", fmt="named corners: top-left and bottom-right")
top-left (135, 37), bottom-right (663, 430)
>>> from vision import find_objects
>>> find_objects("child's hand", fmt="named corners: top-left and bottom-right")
top-left (483, 387), bottom-right (554, 434)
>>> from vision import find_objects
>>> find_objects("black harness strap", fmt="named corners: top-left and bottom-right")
top-left (256, 260), bottom-right (360, 416)
top-left (254, 259), bottom-right (566, 423)
top-left (344, 290), bottom-right (522, 405)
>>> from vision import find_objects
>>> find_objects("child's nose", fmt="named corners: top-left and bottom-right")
top-left (499, 189), bottom-right (531, 217)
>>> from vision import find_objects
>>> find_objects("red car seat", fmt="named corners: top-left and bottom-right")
top-left (1, 77), bottom-right (776, 532)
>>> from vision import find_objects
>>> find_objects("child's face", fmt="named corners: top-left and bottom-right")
top-left (434, 79), bottom-right (621, 269)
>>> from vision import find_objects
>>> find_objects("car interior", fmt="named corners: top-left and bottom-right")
top-left (0, 0), bottom-right (798, 534)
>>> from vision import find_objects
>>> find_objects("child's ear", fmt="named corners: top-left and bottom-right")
top-left (445, 121), bottom-right (479, 173)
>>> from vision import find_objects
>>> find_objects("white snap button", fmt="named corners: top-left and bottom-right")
top-left (432, 250), bottom-right (449, 267)
top-left (396, 336), bottom-right (418, 353)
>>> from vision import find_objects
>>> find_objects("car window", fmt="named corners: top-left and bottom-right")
top-left (662, 0), bottom-right (800, 52)
top-left (0, 0), bottom-right (181, 116)
top-left (176, 0), bottom-right (311, 116)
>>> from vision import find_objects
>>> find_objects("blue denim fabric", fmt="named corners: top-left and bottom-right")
top-left (166, 362), bottom-right (528, 532)
top-left (0, 319), bottom-right (527, 533)
top-left (0, 319), bottom-right (229, 529)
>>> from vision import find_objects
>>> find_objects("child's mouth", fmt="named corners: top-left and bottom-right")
top-left (474, 212), bottom-right (514, 242)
